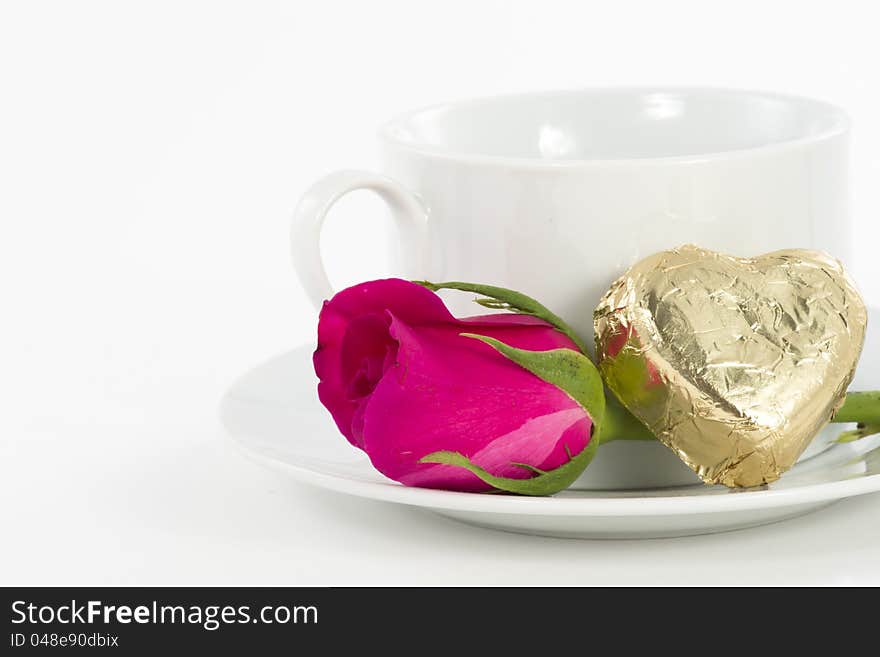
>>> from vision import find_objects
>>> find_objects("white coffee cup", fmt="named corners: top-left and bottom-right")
top-left (292, 87), bottom-right (851, 489)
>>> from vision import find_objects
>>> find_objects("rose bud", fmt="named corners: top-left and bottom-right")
top-left (313, 278), bottom-right (605, 494)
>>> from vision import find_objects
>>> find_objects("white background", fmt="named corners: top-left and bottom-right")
top-left (3, 0), bottom-right (880, 585)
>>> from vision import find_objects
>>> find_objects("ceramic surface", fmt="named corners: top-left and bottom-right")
top-left (290, 88), bottom-right (852, 489)
top-left (220, 311), bottom-right (880, 539)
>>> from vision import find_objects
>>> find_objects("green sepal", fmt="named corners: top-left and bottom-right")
top-left (419, 441), bottom-right (599, 496)
top-left (417, 334), bottom-right (606, 496)
top-left (413, 280), bottom-right (588, 354)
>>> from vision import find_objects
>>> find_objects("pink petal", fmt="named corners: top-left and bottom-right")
top-left (400, 409), bottom-right (591, 489)
top-left (314, 279), bottom-right (454, 445)
top-left (361, 314), bottom-right (591, 491)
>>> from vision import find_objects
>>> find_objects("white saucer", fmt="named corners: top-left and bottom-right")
top-left (221, 309), bottom-right (880, 539)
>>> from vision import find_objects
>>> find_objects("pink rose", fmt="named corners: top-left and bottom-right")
top-left (313, 278), bottom-right (597, 493)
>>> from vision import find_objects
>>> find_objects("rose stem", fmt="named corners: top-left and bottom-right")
top-left (831, 391), bottom-right (880, 425)
top-left (602, 391), bottom-right (880, 442)
top-left (599, 395), bottom-right (654, 442)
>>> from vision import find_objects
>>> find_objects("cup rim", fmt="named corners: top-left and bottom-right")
top-left (377, 86), bottom-right (850, 168)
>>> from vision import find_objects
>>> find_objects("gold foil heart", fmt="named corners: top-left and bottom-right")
top-left (594, 245), bottom-right (867, 487)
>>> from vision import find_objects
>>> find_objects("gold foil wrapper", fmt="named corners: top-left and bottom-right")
top-left (594, 245), bottom-right (867, 488)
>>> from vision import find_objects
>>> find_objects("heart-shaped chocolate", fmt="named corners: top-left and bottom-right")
top-left (594, 245), bottom-right (867, 487)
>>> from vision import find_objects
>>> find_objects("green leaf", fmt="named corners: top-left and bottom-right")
top-left (414, 280), bottom-right (588, 354)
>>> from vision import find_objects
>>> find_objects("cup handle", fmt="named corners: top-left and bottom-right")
top-left (291, 170), bottom-right (428, 309)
